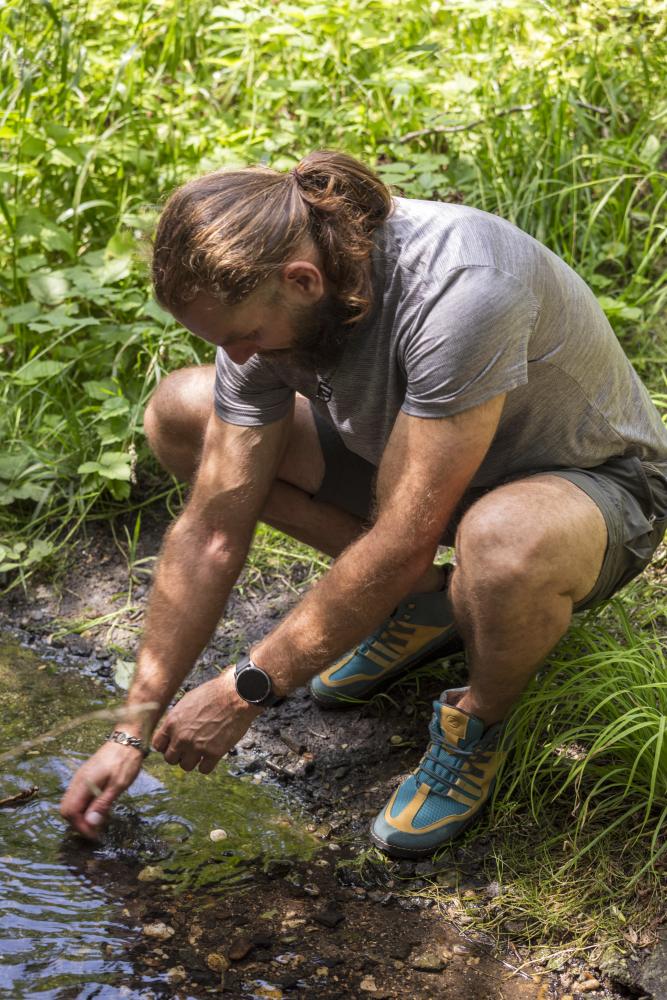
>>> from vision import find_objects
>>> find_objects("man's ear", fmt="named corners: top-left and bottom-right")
top-left (281, 259), bottom-right (326, 302)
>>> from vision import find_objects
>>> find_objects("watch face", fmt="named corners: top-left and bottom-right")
top-left (237, 665), bottom-right (272, 703)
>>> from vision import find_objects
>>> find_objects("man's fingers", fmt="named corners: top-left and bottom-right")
top-left (178, 750), bottom-right (202, 772)
top-left (151, 726), bottom-right (169, 753)
top-left (163, 745), bottom-right (182, 765)
top-left (198, 754), bottom-right (220, 775)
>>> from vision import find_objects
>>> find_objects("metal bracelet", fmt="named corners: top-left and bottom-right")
top-left (107, 730), bottom-right (150, 757)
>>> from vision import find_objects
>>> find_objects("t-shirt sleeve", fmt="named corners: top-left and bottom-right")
top-left (400, 265), bottom-right (540, 418)
top-left (214, 348), bottom-right (294, 425)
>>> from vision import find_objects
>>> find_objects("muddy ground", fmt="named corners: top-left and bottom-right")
top-left (1, 511), bottom-right (663, 1000)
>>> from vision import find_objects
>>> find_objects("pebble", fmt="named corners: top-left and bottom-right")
top-left (228, 936), bottom-right (254, 961)
top-left (137, 866), bottom-right (163, 882)
top-left (360, 976), bottom-right (378, 992)
top-left (206, 952), bottom-right (230, 973)
top-left (313, 907), bottom-right (345, 929)
top-left (209, 828), bottom-right (228, 842)
top-left (410, 950), bottom-right (447, 972)
top-left (142, 922), bottom-right (175, 940)
top-left (166, 966), bottom-right (187, 983)
top-left (389, 735), bottom-right (403, 746)
top-left (579, 980), bottom-right (601, 992)
top-left (66, 635), bottom-right (93, 656)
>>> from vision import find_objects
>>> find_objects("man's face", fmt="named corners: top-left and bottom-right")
top-left (175, 285), bottom-right (350, 371)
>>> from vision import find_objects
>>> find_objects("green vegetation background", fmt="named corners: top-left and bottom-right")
top-left (1, 0), bottom-right (666, 959)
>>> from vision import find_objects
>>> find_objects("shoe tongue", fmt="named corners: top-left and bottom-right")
top-left (438, 702), bottom-right (485, 747)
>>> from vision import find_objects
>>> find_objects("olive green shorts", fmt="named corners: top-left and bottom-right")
top-left (311, 408), bottom-right (667, 613)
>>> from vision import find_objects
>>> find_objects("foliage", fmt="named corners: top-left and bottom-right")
top-left (1, 0), bottom-right (666, 572)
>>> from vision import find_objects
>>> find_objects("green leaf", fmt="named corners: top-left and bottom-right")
top-left (27, 270), bottom-right (70, 305)
top-left (638, 134), bottom-right (661, 165)
top-left (14, 359), bottom-right (69, 383)
top-left (83, 379), bottom-right (119, 400)
top-left (78, 451), bottom-right (131, 481)
top-left (113, 659), bottom-right (136, 690)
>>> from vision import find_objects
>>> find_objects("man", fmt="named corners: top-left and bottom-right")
top-left (61, 151), bottom-right (667, 859)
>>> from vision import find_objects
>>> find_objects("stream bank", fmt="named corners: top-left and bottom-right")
top-left (0, 516), bottom-right (662, 999)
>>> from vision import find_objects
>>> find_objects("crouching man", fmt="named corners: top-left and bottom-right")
top-left (61, 151), bottom-right (667, 858)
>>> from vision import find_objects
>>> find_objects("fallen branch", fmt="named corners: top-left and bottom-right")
top-left (0, 785), bottom-right (39, 808)
top-left (0, 702), bottom-right (159, 766)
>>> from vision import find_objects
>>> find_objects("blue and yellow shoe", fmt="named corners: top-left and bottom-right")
top-left (370, 688), bottom-right (505, 858)
top-left (309, 584), bottom-right (462, 709)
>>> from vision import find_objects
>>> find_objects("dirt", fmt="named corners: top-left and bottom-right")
top-left (0, 511), bottom-right (659, 999)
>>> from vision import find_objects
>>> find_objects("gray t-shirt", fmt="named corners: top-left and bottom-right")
top-left (214, 198), bottom-right (667, 487)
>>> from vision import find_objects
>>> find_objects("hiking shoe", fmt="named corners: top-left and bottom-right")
top-left (309, 582), bottom-right (462, 709)
top-left (370, 688), bottom-right (505, 858)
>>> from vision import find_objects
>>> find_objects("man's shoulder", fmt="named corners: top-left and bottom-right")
top-left (383, 197), bottom-right (545, 286)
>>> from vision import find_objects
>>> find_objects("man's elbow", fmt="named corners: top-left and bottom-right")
top-left (168, 513), bottom-right (250, 569)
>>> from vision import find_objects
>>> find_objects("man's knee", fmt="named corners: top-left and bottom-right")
top-left (143, 365), bottom-right (215, 474)
top-left (455, 492), bottom-right (556, 594)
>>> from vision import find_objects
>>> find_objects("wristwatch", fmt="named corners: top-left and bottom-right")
top-left (234, 655), bottom-right (284, 708)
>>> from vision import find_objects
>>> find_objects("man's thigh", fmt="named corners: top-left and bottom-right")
top-left (455, 456), bottom-right (667, 611)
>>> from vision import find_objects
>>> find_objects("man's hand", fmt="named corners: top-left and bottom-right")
top-left (152, 668), bottom-right (261, 774)
top-left (60, 741), bottom-right (145, 840)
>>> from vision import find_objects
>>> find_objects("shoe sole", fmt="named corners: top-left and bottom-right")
top-left (368, 807), bottom-right (481, 859)
top-left (309, 633), bottom-right (465, 711)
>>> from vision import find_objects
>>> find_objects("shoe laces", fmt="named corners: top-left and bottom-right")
top-left (416, 716), bottom-right (493, 799)
top-left (358, 608), bottom-right (411, 655)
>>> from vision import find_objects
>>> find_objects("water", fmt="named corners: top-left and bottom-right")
top-left (0, 637), bottom-right (317, 998)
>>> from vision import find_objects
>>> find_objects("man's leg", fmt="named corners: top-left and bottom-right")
top-left (143, 366), bottom-right (443, 587)
top-left (371, 474), bottom-right (608, 857)
top-left (450, 475), bottom-right (607, 725)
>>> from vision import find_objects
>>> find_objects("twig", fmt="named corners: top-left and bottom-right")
top-left (0, 785), bottom-right (39, 808)
top-left (574, 99), bottom-right (610, 116)
top-left (264, 759), bottom-right (296, 779)
top-left (0, 702), bottom-right (159, 765)
top-left (395, 104), bottom-right (537, 143)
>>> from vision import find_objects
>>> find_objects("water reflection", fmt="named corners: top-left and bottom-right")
top-left (0, 638), bottom-right (316, 998)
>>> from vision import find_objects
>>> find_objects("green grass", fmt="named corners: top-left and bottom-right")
top-left (1, 0), bottom-right (667, 964)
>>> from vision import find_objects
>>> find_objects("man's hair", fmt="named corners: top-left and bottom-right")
top-left (151, 150), bottom-right (393, 324)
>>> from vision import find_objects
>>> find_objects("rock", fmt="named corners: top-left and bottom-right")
top-left (209, 828), bottom-right (228, 842)
top-left (228, 936), bottom-right (254, 961)
top-left (360, 976), bottom-right (377, 992)
top-left (578, 981), bottom-right (601, 993)
top-left (313, 907), bottom-right (345, 929)
top-left (389, 735), bottom-right (403, 746)
top-left (158, 820), bottom-right (190, 843)
top-left (303, 883), bottom-right (320, 897)
top-left (206, 952), bottom-right (230, 973)
top-left (137, 866), bottom-right (163, 882)
top-left (66, 635), bottom-right (93, 656)
top-left (414, 861), bottom-right (435, 877)
top-left (397, 860), bottom-right (415, 877)
top-left (638, 925), bottom-right (667, 998)
top-left (166, 966), bottom-right (187, 983)
top-left (96, 648), bottom-right (112, 660)
top-left (142, 922), bottom-right (175, 940)
top-left (410, 950), bottom-right (447, 972)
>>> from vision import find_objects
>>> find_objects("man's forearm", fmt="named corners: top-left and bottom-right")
top-left (252, 522), bottom-right (436, 695)
top-left (121, 512), bottom-right (249, 734)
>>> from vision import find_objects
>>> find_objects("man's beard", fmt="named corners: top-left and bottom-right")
top-left (262, 294), bottom-right (353, 371)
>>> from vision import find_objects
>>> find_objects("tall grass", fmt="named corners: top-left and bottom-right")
top-left (1, 0), bottom-right (666, 578)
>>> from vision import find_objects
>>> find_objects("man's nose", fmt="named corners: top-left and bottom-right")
top-left (225, 344), bottom-right (257, 365)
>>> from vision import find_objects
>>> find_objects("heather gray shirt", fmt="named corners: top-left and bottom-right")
top-left (214, 198), bottom-right (667, 487)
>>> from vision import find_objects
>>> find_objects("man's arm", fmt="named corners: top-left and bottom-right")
top-left (153, 394), bottom-right (505, 770)
top-left (252, 394), bottom-right (506, 688)
top-left (60, 407), bottom-right (292, 837)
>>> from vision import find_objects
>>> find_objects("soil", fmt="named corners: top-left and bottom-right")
top-left (0, 510), bottom-right (661, 1000)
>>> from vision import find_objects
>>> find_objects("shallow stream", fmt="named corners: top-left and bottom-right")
top-left (0, 637), bottom-right (316, 998)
